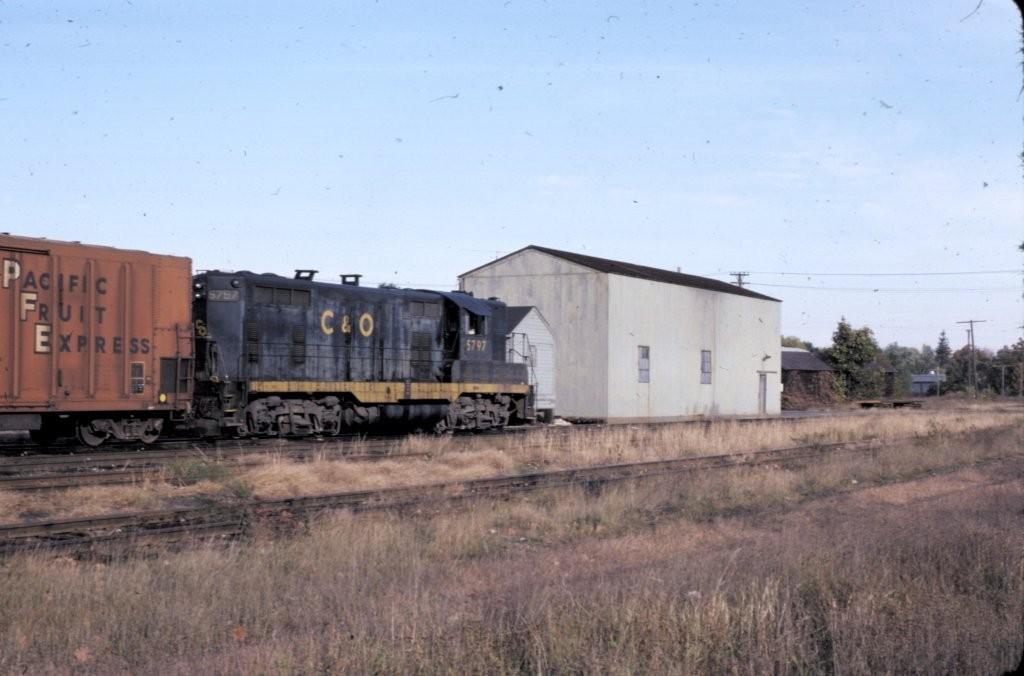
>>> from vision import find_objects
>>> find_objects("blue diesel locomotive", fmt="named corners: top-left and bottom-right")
top-left (190, 270), bottom-right (531, 437)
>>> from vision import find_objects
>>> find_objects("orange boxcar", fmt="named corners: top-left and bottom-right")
top-left (0, 234), bottom-right (193, 445)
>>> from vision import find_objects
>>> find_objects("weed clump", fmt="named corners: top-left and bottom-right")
top-left (165, 459), bottom-right (231, 486)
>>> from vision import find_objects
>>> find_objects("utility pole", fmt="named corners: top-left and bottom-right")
top-left (956, 319), bottom-right (986, 397)
top-left (730, 271), bottom-right (749, 288)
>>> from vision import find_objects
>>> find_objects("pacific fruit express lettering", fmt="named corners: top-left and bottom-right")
top-left (2, 258), bottom-right (150, 355)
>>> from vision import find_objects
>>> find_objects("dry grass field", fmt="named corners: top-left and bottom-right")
top-left (0, 412), bottom-right (1022, 673)
top-left (0, 406), bottom-right (1021, 522)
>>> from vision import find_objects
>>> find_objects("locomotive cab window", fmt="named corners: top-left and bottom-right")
top-left (467, 312), bottom-right (486, 336)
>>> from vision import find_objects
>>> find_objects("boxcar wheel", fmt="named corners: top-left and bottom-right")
top-left (76, 422), bottom-right (108, 448)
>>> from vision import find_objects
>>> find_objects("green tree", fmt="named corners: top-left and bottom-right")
top-left (883, 343), bottom-right (931, 397)
top-left (993, 339), bottom-right (1024, 396)
top-left (944, 346), bottom-right (972, 392)
top-left (824, 317), bottom-right (880, 398)
top-left (945, 345), bottom-right (997, 393)
top-left (781, 335), bottom-right (815, 351)
top-left (918, 344), bottom-right (936, 371)
top-left (935, 331), bottom-right (951, 367)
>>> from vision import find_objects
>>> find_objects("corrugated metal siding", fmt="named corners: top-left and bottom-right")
top-left (507, 308), bottom-right (556, 412)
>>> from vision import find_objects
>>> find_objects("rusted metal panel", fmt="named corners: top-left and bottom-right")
top-left (0, 234), bottom-right (192, 413)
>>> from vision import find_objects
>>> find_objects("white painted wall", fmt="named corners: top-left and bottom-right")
top-left (606, 275), bottom-right (781, 420)
top-left (461, 250), bottom-right (608, 418)
top-left (507, 307), bottom-right (556, 413)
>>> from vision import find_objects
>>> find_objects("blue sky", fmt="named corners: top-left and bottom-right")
top-left (2, 1), bottom-right (1021, 350)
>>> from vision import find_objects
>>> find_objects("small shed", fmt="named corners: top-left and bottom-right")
top-left (505, 306), bottom-right (557, 421)
top-left (781, 347), bottom-right (836, 409)
top-left (910, 371), bottom-right (945, 396)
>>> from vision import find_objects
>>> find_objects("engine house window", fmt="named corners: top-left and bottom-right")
top-left (467, 312), bottom-right (486, 336)
top-left (130, 362), bottom-right (145, 394)
top-left (253, 285), bottom-right (311, 307)
top-left (638, 345), bottom-right (650, 383)
top-left (701, 349), bottom-right (712, 384)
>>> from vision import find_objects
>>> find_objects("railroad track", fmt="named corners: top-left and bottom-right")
top-left (0, 417), bottom-right (836, 490)
top-left (0, 437), bottom-right (427, 491)
top-left (0, 406), bottom-right (947, 456)
top-left (4, 407), bottom-right (1019, 493)
top-left (0, 435), bottom-right (929, 556)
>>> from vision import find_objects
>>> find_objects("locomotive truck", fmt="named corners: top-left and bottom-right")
top-left (0, 235), bottom-right (531, 446)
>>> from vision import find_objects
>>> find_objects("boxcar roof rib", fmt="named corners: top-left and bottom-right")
top-left (459, 245), bottom-right (780, 302)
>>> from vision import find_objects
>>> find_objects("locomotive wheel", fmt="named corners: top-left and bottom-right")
top-left (76, 422), bottom-right (108, 448)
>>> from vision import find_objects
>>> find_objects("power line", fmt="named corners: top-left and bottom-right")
top-left (730, 269), bottom-right (1020, 277)
top-left (956, 319), bottom-right (986, 397)
top-left (747, 282), bottom-right (1019, 293)
top-left (729, 271), bottom-right (749, 288)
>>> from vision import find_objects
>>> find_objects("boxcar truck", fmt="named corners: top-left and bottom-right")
top-left (0, 234), bottom-right (193, 446)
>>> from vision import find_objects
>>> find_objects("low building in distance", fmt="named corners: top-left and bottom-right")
top-left (780, 347), bottom-right (837, 409)
top-left (460, 246), bottom-right (781, 422)
top-left (910, 371), bottom-right (946, 397)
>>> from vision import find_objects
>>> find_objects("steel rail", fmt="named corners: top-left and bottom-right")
top-left (0, 435), bottom-right (926, 555)
top-left (0, 450), bottom-right (432, 492)
top-left (0, 437), bottom-right (413, 477)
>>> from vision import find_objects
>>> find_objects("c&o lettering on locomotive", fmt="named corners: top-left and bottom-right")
top-left (319, 309), bottom-right (372, 337)
top-left (358, 313), bottom-right (373, 337)
top-left (320, 310), bottom-right (335, 335)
